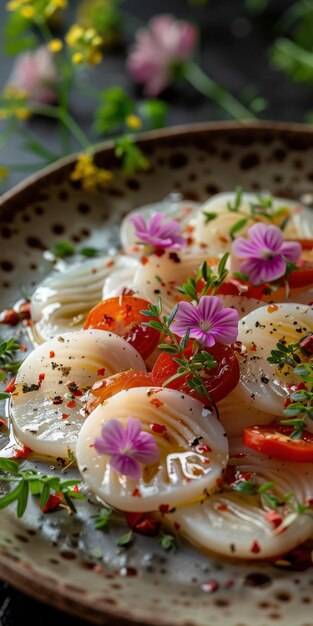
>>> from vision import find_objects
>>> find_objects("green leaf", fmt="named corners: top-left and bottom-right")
top-left (0, 391), bottom-right (9, 400)
top-left (229, 217), bottom-right (249, 239)
top-left (157, 344), bottom-right (178, 353)
top-left (158, 530), bottom-right (177, 551)
top-left (0, 481), bottom-right (23, 510)
top-left (261, 492), bottom-right (283, 510)
top-left (93, 507), bottom-right (113, 530)
top-left (79, 247), bottom-right (99, 258)
top-left (0, 459), bottom-right (19, 475)
top-left (138, 99), bottom-right (168, 130)
top-left (146, 320), bottom-right (164, 332)
top-left (167, 304), bottom-right (179, 327)
top-left (116, 529), bottom-right (133, 547)
top-left (258, 481), bottom-right (275, 493)
top-left (52, 241), bottom-right (76, 259)
top-left (203, 211), bottom-right (217, 224)
top-left (227, 187), bottom-right (243, 211)
top-left (62, 491), bottom-right (76, 513)
top-left (40, 483), bottom-right (50, 509)
top-left (115, 136), bottom-right (150, 174)
top-left (233, 478), bottom-right (256, 495)
top-left (217, 253), bottom-right (229, 277)
top-left (95, 87), bottom-right (134, 135)
top-left (17, 480), bottom-right (29, 518)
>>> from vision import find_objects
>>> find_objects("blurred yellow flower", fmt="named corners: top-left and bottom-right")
top-left (48, 39), bottom-right (63, 53)
top-left (0, 167), bottom-right (9, 182)
top-left (66, 24), bottom-right (103, 66)
top-left (126, 114), bottom-right (142, 131)
top-left (6, 0), bottom-right (68, 19)
top-left (0, 87), bottom-right (30, 121)
top-left (70, 153), bottom-right (113, 190)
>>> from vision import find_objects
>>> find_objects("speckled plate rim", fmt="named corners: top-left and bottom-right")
top-left (0, 119), bottom-right (313, 625)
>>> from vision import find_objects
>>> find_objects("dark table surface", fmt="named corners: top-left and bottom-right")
top-left (0, 0), bottom-right (311, 624)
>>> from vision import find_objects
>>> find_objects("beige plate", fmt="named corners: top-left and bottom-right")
top-left (0, 122), bottom-right (313, 626)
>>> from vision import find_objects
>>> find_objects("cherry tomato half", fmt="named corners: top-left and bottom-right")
top-left (151, 341), bottom-right (239, 404)
top-left (243, 423), bottom-right (313, 463)
top-left (197, 277), bottom-right (266, 300)
top-left (84, 295), bottom-right (160, 360)
top-left (86, 370), bottom-right (153, 413)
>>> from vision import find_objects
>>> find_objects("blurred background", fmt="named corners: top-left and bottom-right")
top-left (0, 0), bottom-right (313, 623)
top-left (0, 0), bottom-right (313, 191)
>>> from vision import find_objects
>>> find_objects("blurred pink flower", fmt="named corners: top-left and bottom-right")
top-left (127, 14), bottom-right (197, 96)
top-left (7, 46), bottom-right (59, 105)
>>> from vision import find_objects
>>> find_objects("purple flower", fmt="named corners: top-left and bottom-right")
top-left (232, 222), bottom-right (301, 285)
top-left (127, 15), bottom-right (197, 96)
top-left (130, 212), bottom-right (186, 250)
top-left (170, 296), bottom-right (239, 348)
top-left (94, 417), bottom-right (160, 480)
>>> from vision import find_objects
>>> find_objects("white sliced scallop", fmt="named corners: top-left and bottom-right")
top-left (217, 294), bottom-right (264, 319)
top-left (77, 387), bottom-right (228, 512)
top-left (132, 250), bottom-right (208, 314)
top-left (194, 192), bottom-right (313, 256)
top-left (120, 195), bottom-right (200, 256)
top-left (166, 438), bottom-right (313, 559)
top-left (31, 256), bottom-right (120, 343)
top-left (218, 387), bottom-right (275, 438)
top-left (102, 255), bottom-right (139, 299)
top-left (236, 302), bottom-right (313, 416)
top-left (10, 330), bottom-right (146, 458)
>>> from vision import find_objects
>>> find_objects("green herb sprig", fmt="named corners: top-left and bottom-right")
top-left (141, 297), bottom-right (217, 404)
top-left (0, 458), bottom-right (84, 516)
top-left (0, 337), bottom-right (25, 383)
top-left (179, 254), bottom-right (229, 302)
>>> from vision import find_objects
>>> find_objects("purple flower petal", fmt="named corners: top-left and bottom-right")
top-left (109, 454), bottom-right (142, 480)
top-left (232, 221), bottom-right (301, 285)
top-left (129, 211), bottom-right (186, 250)
top-left (210, 308), bottom-right (239, 344)
top-left (132, 432), bottom-right (160, 464)
top-left (94, 419), bottom-right (125, 455)
top-left (197, 295), bottom-right (223, 321)
top-left (280, 240), bottom-right (302, 262)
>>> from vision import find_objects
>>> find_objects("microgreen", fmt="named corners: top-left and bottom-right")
top-left (116, 529), bottom-right (133, 547)
top-left (92, 507), bottom-right (113, 530)
top-left (50, 241), bottom-right (100, 260)
top-left (179, 254), bottom-right (229, 302)
top-left (0, 337), bottom-right (25, 381)
top-left (0, 458), bottom-right (83, 516)
top-left (158, 529), bottom-right (178, 551)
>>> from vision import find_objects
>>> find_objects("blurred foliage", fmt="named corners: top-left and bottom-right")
top-left (77, 0), bottom-right (122, 47)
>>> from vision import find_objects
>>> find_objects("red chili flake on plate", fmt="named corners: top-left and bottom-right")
top-left (150, 398), bottom-right (164, 408)
top-left (97, 368), bottom-right (106, 376)
top-left (19, 345), bottom-right (28, 353)
top-left (106, 259), bottom-right (115, 268)
top-left (38, 373), bottom-right (45, 383)
top-left (5, 378), bottom-right (16, 393)
top-left (215, 503), bottom-right (228, 512)
top-left (250, 540), bottom-right (261, 554)
top-left (132, 488), bottom-right (141, 497)
top-left (154, 249), bottom-right (165, 258)
top-left (19, 302), bottom-right (31, 320)
top-left (174, 522), bottom-right (181, 530)
top-left (141, 256), bottom-right (149, 265)
top-left (67, 400), bottom-right (76, 408)
top-left (61, 413), bottom-right (69, 420)
top-left (150, 423), bottom-right (167, 434)
top-left (159, 504), bottom-right (169, 515)
top-left (265, 511), bottom-right (283, 529)
top-left (49, 351), bottom-right (55, 358)
top-left (41, 494), bottom-right (62, 513)
top-left (0, 309), bottom-right (20, 326)
top-left (72, 485), bottom-right (79, 492)
top-left (196, 444), bottom-right (211, 453)
top-left (284, 397), bottom-right (291, 408)
top-left (125, 512), bottom-right (159, 536)
top-left (12, 445), bottom-right (32, 460)
top-left (201, 580), bottom-right (219, 593)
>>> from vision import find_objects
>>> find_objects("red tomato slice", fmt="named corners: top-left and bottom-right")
top-left (152, 341), bottom-right (239, 404)
top-left (196, 277), bottom-right (266, 300)
top-left (84, 295), bottom-right (160, 360)
top-left (243, 423), bottom-right (313, 463)
top-left (86, 370), bottom-right (153, 413)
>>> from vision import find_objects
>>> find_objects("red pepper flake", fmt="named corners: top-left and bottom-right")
top-left (196, 444), bottom-right (211, 453)
top-left (72, 485), bottom-right (79, 492)
top-left (52, 395), bottom-right (63, 405)
top-left (125, 512), bottom-right (160, 536)
top-left (49, 351), bottom-right (55, 358)
top-left (150, 423), bottom-right (167, 434)
top-left (240, 472), bottom-right (252, 481)
top-left (215, 503), bottom-right (228, 512)
top-left (174, 522), bottom-right (181, 531)
top-left (106, 259), bottom-right (115, 268)
top-left (97, 368), bottom-right (106, 376)
top-left (19, 345), bottom-right (28, 353)
top-left (141, 256), bottom-right (149, 265)
top-left (233, 452), bottom-right (246, 459)
top-left (250, 540), bottom-right (261, 554)
top-left (72, 389), bottom-right (83, 397)
top-left (61, 413), bottom-right (69, 420)
top-left (265, 511), bottom-right (283, 529)
top-left (67, 400), bottom-right (76, 408)
top-left (201, 580), bottom-right (219, 593)
top-left (267, 304), bottom-right (279, 313)
top-left (12, 445), bottom-right (32, 460)
top-left (41, 494), bottom-right (62, 513)
top-left (154, 248), bottom-right (165, 258)
top-left (296, 382), bottom-right (307, 391)
top-left (38, 373), bottom-right (45, 383)
top-left (5, 378), bottom-right (16, 393)
top-left (0, 309), bottom-right (20, 326)
top-left (225, 579), bottom-right (235, 589)
top-left (132, 488), bottom-right (141, 497)
top-left (19, 301), bottom-right (31, 320)
top-left (249, 343), bottom-right (257, 352)
top-left (284, 397), bottom-right (291, 408)
top-left (216, 477), bottom-right (224, 489)
top-left (159, 504), bottom-right (169, 515)
top-left (150, 398), bottom-right (164, 408)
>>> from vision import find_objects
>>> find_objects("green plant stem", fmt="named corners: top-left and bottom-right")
top-left (30, 104), bottom-right (91, 152)
top-left (184, 61), bottom-right (256, 121)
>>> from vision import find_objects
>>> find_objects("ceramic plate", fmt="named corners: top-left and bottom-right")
top-left (0, 122), bottom-right (313, 626)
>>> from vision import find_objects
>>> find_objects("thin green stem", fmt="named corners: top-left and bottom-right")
top-left (30, 105), bottom-right (91, 152)
top-left (184, 61), bottom-right (256, 121)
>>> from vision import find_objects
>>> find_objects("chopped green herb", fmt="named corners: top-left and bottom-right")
top-left (116, 529), bottom-right (133, 547)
